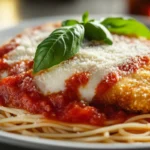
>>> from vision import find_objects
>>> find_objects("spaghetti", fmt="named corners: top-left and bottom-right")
top-left (1, 106), bottom-right (150, 143)
top-left (0, 21), bottom-right (150, 143)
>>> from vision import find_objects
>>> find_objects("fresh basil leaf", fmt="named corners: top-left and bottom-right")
top-left (62, 19), bottom-right (79, 26)
top-left (82, 11), bottom-right (89, 23)
top-left (101, 17), bottom-right (150, 38)
top-left (33, 24), bottom-right (84, 73)
top-left (84, 21), bottom-right (113, 45)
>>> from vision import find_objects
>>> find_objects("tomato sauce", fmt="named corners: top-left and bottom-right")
top-left (0, 34), bottom-right (33, 78)
top-left (0, 72), bottom-right (103, 125)
top-left (0, 34), bottom-right (22, 58)
top-left (0, 56), bottom-right (148, 126)
top-left (0, 42), bottom-right (18, 58)
top-left (0, 60), bottom-right (33, 79)
top-left (0, 70), bottom-right (130, 126)
top-left (96, 56), bottom-right (149, 98)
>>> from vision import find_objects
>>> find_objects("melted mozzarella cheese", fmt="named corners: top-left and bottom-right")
top-left (34, 35), bottom-right (150, 101)
top-left (3, 24), bottom-right (56, 64)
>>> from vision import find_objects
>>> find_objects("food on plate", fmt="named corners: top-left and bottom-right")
top-left (0, 12), bottom-right (150, 143)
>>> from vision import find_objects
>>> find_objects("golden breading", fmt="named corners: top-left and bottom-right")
top-left (101, 64), bottom-right (150, 113)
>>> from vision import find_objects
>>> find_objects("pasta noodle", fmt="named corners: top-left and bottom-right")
top-left (1, 106), bottom-right (150, 143)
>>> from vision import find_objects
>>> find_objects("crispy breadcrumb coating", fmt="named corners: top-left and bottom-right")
top-left (101, 64), bottom-right (150, 113)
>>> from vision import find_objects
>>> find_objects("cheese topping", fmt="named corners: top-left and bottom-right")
top-left (3, 24), bottom-right (56, 64)
top-left (1, 24), bottom-right (150, 102)
top-left (34, 35), bottom-right (150, 101)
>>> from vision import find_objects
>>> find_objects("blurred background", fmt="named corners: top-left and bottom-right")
top-left (0, 0), bottom-right (150, 30)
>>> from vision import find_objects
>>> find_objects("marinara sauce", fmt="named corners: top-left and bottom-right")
top-left (0, 56), bottom-right (148, 126)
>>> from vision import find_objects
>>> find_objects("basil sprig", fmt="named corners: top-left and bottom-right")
top-left (62, 20), bottom-right (79, 27)
top-left (62, 12), bottom-right (112, 45)
top-left (82, 11), bottom-right (89, 24)
top-left (33, 24), bottom-right (84, 73)
top-left (85, 21), bottom-right (113, 45)
top-left (101, 17), bottom-right (150, 38)
top-left (34, 12), bottom-right (150, 73)
top-left (34, 12), bottom-right (113, 73)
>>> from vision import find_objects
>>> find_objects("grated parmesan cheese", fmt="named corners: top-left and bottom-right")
top-left (34, 35), bottom-right (150, 101)
top-left (1, 23), bottom-right (150, 102)
top-left (3, 25), bottom-right (55, 64)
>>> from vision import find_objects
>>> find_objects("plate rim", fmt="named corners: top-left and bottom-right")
top-left (0, 130), bottom-right (150, 150)
top-left (0, 14), bottom-right (150, 150)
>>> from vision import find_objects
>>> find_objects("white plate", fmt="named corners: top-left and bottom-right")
top-left (0, 15), bottom-right (150, 150)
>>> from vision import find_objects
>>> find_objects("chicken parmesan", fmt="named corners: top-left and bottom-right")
top-left (0, 14), bottom-right (150, 143)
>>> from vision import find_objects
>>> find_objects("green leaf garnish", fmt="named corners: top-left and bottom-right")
top-left (62, 19), bottom-right (79, 26)
top-left (101, 17), bottom-right (150, 38)
top-left (85, 21), bottom-right (113, 45)
top-left (34, 12), bottom-right (150, 73)
top-left (82, 11), bottom-right (89, 23)
top-left (33, 24), bottom-right (84, 73)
